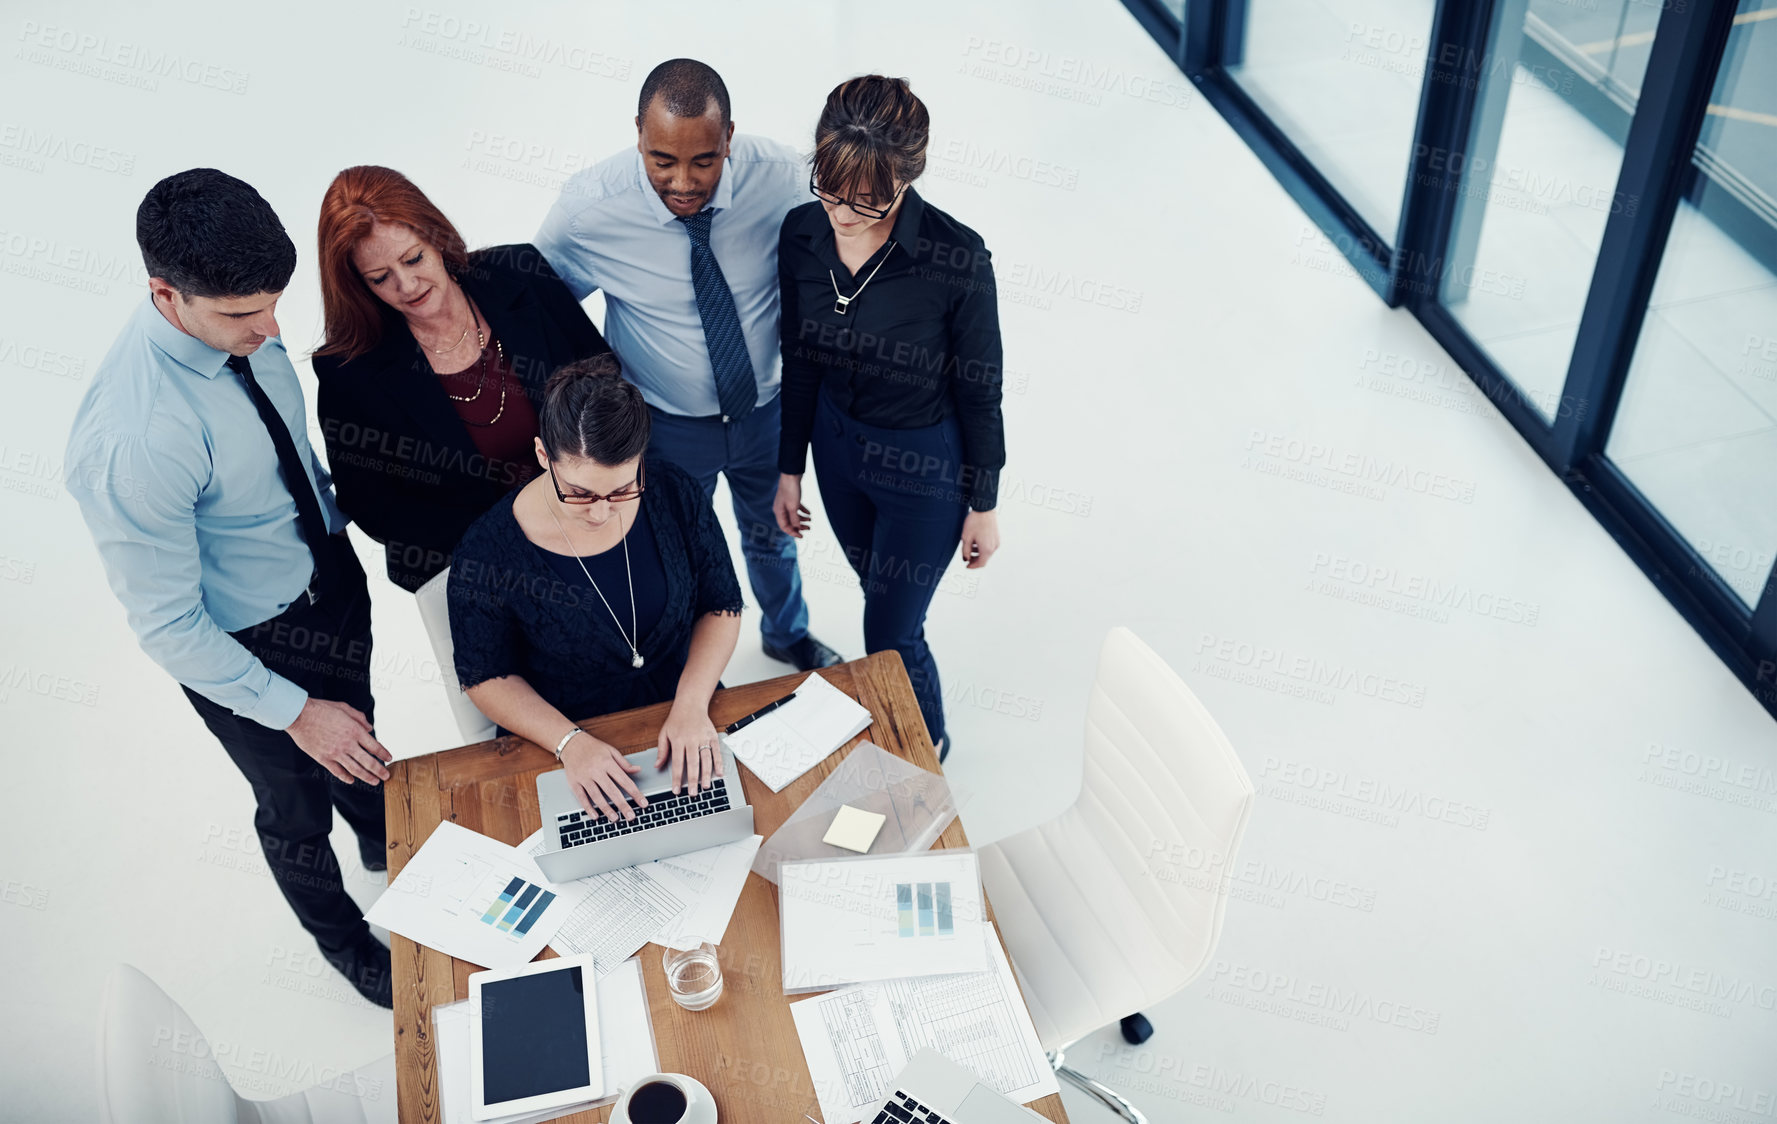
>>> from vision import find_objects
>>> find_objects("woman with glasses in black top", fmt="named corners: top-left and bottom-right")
top-left (448, 353), bottom-right (744, 820)
top-left (773, 75), bottom-right (1006, 761)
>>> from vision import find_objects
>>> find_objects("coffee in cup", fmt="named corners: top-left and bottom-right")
top-left (626, 1079), bottom-right (689, 1123)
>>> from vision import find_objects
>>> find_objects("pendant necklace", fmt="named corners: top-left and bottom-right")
top-left (829, 241), bottom-right (897, 316)
top-left (543, 495), bottom-right (644, 668)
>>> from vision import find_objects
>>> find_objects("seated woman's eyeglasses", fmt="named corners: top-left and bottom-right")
top-left (809, 174), bottom-right (906, 221)
top-left (549, 462), bottom-right (645, 505)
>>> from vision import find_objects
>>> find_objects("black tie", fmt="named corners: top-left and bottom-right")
top-left (226, 353), bottom-right (339, 603)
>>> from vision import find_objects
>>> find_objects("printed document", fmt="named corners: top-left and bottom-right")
top-left (366, 821), bottom-right (589, 969)
top-left (520, 830), bottom-right (761, 972)
top-left (780, 851), bottom-right (988, 992)
top-left (791, 937), bottom-right (1058, 1124)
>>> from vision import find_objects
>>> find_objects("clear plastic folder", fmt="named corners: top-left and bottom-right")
top-left (752, 741), bottom-right (958, 884)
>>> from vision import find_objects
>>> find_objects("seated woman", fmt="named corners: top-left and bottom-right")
top-left (313, 165), bottom-right (610, 592)
top-left (448, 354), bottom-right (744, 820)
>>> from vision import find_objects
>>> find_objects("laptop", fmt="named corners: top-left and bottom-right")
top-left (533, 743), bottom-right (753, 882)
top-left (868, 1049), bottom-right (1046, 1124)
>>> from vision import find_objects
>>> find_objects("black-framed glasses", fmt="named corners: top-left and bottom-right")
top-left (809, 173), bottom-right (906, 220)
top-left (548, 461), bottom-right (645, 505)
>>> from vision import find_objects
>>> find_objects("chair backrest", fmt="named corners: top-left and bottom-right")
top-left (414, 566), bottom-right (498, 745)
top-left (98, 964), bottom-right (396, 1124)
top-left (1076, 625), bottom-right (1255, 989)
top-left (977, 626), bottom-right (1256, 1048)
top-left (98, 963), bottom-right (241, 1124)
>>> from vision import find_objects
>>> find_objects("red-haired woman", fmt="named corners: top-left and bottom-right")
top-left (312, 165), bottom-right (609, 591)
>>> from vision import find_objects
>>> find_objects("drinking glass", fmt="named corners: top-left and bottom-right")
top-left (662, 940), bottom-right (723, 1010)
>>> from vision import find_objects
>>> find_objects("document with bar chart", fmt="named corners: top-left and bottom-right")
top-left (366, 820), bottom-right (592, 969)
top-left (779, 851), bottom-right (988, 993)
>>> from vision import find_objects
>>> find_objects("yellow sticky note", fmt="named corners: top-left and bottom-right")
top-left (822, 804), bottom-right (887, 853)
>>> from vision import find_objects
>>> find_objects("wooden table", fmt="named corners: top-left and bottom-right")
top-left (386, 651), bottom-right (1069, 1124)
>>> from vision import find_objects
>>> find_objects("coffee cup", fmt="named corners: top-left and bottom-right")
top-left (610, 1072), bottom-right (717, 1124)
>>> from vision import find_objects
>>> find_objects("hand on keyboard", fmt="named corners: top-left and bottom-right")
top-left (556, 778), bottom-right (731, 848)
top-left (560, 733), bottom-right (648, 821)
top-left (656, 700), bottom-right (723, 794)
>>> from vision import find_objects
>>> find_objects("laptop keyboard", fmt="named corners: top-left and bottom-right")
top-left (873, 1090), bottom-right (955, 1124)
top-left (555, 778), bottom-right (731, 849)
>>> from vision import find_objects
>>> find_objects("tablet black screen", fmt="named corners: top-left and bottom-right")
top-left (480, 966), bottom-right (591, 1104)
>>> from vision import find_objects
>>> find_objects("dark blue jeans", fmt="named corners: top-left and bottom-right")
top-left (811, 388), bottom-right (969, 745)
top-left (647, 394), bottom-right (810, 650)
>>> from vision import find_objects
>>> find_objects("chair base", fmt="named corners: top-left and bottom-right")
top-left (1049, 1048), bottom-right (1150, 1124)
top-left (1119, 1013), bottom-right (1153, 1044)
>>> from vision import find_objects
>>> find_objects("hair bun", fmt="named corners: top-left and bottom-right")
top-left (544, 351), bottom-right (622, 396)
top-left (539, 353), bottom-right (649, 465)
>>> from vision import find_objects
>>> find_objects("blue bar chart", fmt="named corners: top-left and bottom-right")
top-left (468, 871), bottom-right (557, 939)
top-left (896, 882), bottom-right (954, 938)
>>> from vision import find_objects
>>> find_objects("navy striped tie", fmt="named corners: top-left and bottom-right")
top-left (677, 209), bottom-right (756, 422)
top-left (226, 353), bottom-right (340, 602)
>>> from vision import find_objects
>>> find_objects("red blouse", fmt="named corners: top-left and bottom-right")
top-left (434, 340), bottom-right (540, 492)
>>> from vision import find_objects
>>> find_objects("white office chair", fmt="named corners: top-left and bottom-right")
top-left (978, 627), bottom-right (1256, 1124)
top-left (96, 963), bottom-right (396, 1124)
top-left (415, 566), bottom-right (498, 745)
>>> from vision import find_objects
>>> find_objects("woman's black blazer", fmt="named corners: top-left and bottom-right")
top-left (313, 243), bottom-right (609, 591)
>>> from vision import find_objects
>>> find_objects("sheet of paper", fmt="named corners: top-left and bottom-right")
top-left (653, 833), bottom-right (762, 950)
top-left (791, 937), bottom-right (1059, 1124)
top-left (822, 804), bottom-right (887, 853)
top-left (434, 957), bottom-right (659, 1124)
top-left (779, 851), bottom-right (989, 992)
top-left (365, 821), bottom-right (589, 969)
top-left (521, 830), bottom-right (761, 970)
top-left (722, 672), bottom-right (872, 792)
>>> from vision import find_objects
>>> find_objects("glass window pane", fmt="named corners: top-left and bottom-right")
top-left (1529, 0), bottom-right (1662, 101)
top-left (1226, 0), bottom-right (1437, 240)
top-left (1605, 0), bottom-right (1777, 608)
top-left (1437, 0), bottom-right (1654, 423)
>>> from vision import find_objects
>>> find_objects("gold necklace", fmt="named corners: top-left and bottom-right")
top-left (439, 304), bottom-right (488, 403)
top-left (420, 291), bottom-right (475, 354)
top-left (453, 337), bottom-right (509, 427)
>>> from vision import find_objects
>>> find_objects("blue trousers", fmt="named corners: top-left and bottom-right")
top-left (647, 393), bottom-right (810, 650)
top-left (811, 388), bottom-right (969, 745)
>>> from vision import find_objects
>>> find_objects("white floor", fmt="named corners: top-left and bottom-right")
top-left (4, 1), bottom-right (1777, 1121)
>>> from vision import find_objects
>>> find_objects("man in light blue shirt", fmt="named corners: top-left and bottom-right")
top-left (65, 169), bottom-right (394, 1007)
top-left (537, 58), bottom-right (841, 671)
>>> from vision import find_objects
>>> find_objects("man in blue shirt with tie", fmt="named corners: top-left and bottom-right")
top-left (536, 58), bottom-right (841, 671)
top-left (65, 169), bottom-right (395, 1007)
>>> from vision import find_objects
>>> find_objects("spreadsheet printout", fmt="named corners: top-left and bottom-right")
top-left (790, 936), bottom-right (1057, 1124)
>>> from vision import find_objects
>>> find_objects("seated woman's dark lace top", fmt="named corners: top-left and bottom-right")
top-left (447, 455), bottom-right (744, 724)
top-left (533, 497), bottom-right (668, 650)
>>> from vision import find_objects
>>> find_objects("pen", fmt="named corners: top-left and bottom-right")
top-left (723, 690), bottom-right (798, 734)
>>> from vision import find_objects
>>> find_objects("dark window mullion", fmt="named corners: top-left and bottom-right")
top-left (1394, 0), bottom-right (1511, 314)
top-left (1183, 0), bottom-right (1226, 74)
top-left (1550, 1), bottom-right (1739, 472)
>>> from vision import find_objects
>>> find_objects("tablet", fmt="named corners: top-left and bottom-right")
top-left (468, 955), bottom-right (604, 1121)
